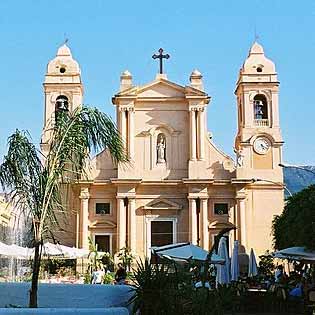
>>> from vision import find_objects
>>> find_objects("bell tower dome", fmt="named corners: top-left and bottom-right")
top-left (234, 42), bottom-right (283, 181)
top-left (41, 43), bottom-right (83, 154)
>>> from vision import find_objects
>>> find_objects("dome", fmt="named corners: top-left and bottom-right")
top-left (249, 42), bottom-right (264, 55)
top-left (241, 41), bottom-right (276, 74)
top-left (191, 69), bottom-right (202, 76)
top-left (46, 43), bottom-right (80, 76)
top-left (121, 70), bottom-right (132, 77)
top-left (57, 44), bottom-right (72, 57)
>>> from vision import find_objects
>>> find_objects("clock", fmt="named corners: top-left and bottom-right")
top-left (253, 137), bottom-right (271, 155)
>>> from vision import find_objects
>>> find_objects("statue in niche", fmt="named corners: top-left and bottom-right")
top-left (234, 148), bottom-right (244, 168)
top-left (156, 134), bottom-right (166, 164)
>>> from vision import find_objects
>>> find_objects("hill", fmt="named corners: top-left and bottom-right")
top-left (284, 166), bottom-right (315, 195)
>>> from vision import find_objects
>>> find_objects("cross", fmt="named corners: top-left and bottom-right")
top-left (152, 48), bottom-right (170, 74)
top-left (63, 33), bottom-right (69, 45)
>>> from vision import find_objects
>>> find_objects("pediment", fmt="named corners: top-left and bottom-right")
top-left (144, 198), bottom-right (182, 210)
top-left (208, 220), bottom-right (235, 230)
top-left (89, 220), bottom-right (117, 229)
top-left (138, 80), bottom-right (185, 98)
top-left (116, 78), bottom-right (207, 98)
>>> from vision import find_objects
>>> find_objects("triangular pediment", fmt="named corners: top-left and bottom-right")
top-left (144, 198), bottom-right (182, 210)
top-left (116, 78), bottom-right (207, 98)
top-left (89, 220), bottom-right (117, 229)
top-left (208, 220), bottom-right (235, 230)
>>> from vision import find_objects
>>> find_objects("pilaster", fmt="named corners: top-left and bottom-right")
top-left (236, 190), bottom-right (247, 252)
top-left (188, 198), bottom-right (197, 245)
top-left (189, 108), bottom-right (197, 161)
top-left (79, 187), bottom-right (90, 249)
top-left (128, 198), bottom-right (137, 253)
top-left (200, 198), bottom-right (209, 250)
top-left (117, 197), bottom-right (126, 250)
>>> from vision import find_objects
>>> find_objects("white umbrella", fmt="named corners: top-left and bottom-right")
top-left (0, 242), bottom-right (33, 259)
top-left (248, 248), bottom-right (258, 277)
top-left (216, 237), bottom-right (230, 284)
top-left (152, 242), bottom-right (225, 264)
top-left (9, 244), bottom-right (33, 259)
top-left (230, 240), bottom-right (239, 281)
top-left (42, 242), bottom-right (64, 256)
top-left (273, 247), bottom-right (315, 263)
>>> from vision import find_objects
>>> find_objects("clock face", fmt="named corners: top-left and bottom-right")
top-left (253, 137), bottom-right (271, 155)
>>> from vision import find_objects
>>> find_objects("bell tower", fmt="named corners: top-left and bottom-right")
top-left (41, 43), bottom-right (83, 155)
top-left (234, 42), bottom-right (283, 182)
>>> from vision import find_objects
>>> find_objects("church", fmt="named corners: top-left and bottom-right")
top-left (41, 42), bottom-right (284, 258)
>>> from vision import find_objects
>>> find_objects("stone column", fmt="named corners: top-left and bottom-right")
top-left (189, 198), bottom-right (198, 245)
top-left (117, 198), bottom-right (126, 250)
top-left (200, 198), bottom-right (209, 250)
top-left (79, 187), bottom-right (90, 249)
top-left (198, 108), bottom-right (205, 160)
top-left (128, 108), bottom-right (135, 159)
top-left (128, 198), bottom-right (137, 253)
top-left (190, 109), bottom-right (197, 160)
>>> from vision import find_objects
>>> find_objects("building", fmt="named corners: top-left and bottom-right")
top-left (0, 194), bottom-right (11, 228)
top-left (41, 42), bottom-right (284, 258)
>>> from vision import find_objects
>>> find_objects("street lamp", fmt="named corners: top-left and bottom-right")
top-left (251, 178), bottom-right (293, 197)
top-left (279, 163), bottom-right (315, 176)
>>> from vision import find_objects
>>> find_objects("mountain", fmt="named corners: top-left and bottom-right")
top-left (284, 166), bottom-right (315, 196)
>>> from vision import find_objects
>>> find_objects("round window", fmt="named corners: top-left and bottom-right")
top-left (256, 67), bottom-right (262, 73)
top-left (60, 67), bottom-right (66, 73)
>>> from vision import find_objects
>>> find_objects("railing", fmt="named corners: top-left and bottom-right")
top-left (254, 119), bottom-right (269, 127)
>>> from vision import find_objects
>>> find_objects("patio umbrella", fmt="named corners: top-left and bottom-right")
top-left (230, 240), bottom-right (239, 281)
top-left (152, 242), bottom-right (225, 264)
top-left (273, 247), bottom-right (315, 263)
top-left (216, 237), bottom-right (230, 284)
top-left (248, 248), bottom-right (258, 277)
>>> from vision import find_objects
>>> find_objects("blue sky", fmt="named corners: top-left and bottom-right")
top-left (0, 0), bottom-right (314, 164)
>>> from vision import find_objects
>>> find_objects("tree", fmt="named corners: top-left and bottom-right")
top-left (272, 185), bottom-right (315, 250)
top-left (0, 107), bottom-right (127, 307)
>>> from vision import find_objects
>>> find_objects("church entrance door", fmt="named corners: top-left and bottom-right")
top-left (146, 217), bottom-right (177, 257)
top-left (151, 221), bottom-right (173, 247)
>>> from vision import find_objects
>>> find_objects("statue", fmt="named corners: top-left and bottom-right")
top-left (234, 148), bottom-right (244, 168)
top-left (157, 134), bottom-right (166, 164)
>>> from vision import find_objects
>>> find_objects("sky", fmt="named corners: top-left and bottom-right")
top-left (0, 0), bottom-right (315, 164)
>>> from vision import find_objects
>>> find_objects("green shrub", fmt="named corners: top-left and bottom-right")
top-left (129, 259), bottom-right (238, 315)
top-left (103, 272), bottom-right (114, 284)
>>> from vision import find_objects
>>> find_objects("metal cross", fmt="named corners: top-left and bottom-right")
top-left (63, 33), bottom-right (69, 45)
top-left (152, 48), bottom-right (170, 74)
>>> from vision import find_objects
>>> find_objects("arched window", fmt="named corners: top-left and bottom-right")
top-left (55, 95), bottom-right (69, 112)
top-left (156, 133), bottom-right (166, 164)
top-left (253, 94), bottom-right (268, 120)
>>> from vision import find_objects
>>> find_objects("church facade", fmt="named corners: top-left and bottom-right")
top-left (41, 42), bottom-right (284, 258)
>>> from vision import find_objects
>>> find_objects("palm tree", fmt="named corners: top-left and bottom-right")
top-left (0, 106), bottom-right (127, 307)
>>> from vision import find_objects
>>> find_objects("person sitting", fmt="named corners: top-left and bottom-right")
top-left (115, 263), bottom-right (127, 285)
top-left (92, 268), bottom-right (105, 284)
top-left (275, 265), bottom-right (284, 283)
top-left (289, 282), bottom-right (303, 298)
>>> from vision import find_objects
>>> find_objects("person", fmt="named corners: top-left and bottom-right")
top-left (275, 265), bottom-right (284, 283)
top-left (115, 263), bottom-right (127, 285)
top-left (92, 268), bottom-right (105, 284)
top-left (289, 278), bottom-right (304, 298)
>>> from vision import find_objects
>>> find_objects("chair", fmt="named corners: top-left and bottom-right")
top-left (305, 289), bottom-right (315, 315)
top-left (275, 287), bottom-right (287, 313)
